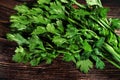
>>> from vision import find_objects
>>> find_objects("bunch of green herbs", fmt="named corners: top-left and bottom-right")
top-left (7, 0), bottom-right (120, 73)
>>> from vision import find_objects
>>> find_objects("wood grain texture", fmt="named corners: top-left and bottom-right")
top-left (0, 0), bottom-right (120, 80)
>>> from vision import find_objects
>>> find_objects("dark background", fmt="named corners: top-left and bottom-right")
top-left (0, 0), bottom-right (120, 80)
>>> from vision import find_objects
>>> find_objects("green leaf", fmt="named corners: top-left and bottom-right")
top-left (46, 23), bottom-right (56, 34)
top-left (65, 24), bottom-right (78, 38)
top-left (95, 37), bottom-right (105, 48)
top-left (49, 15), bottom-right (64, 19)
top-left (73, 9), bottom-right (90, 18)
top-left (37, 0), bottom-right (51, 4)
top-left (14, 5), bottom-right (29, 13)
top-left (10, 23), bottom-right (27, 31)
top-left (12, 53), bottom-right (23, 63)
top-left (107, 32), bottom-right (118, 47)
top-left (56, 20), bottom-right (64, 33)
top-left (28, 35), bottom-right (45, 51)
top-left (7, 33), bottom-right (29, 45)
top-left (10, 16), bottom-right (29, 30)
top-left (32, 26), bottom-right (46, 35)
top-left (32, 15), bottom-right (49, 24)
top-left (82, 40), bottom-right (92, 52)
top-left (50, 1), bottom-right (62, 14)
top-left (91, 55), bottom-right (105, 69)
top-left (39, 52), bottom-right (46, 58)
top-left (49, 1), bottom-right (65, 19)
top-left (76, 59), bottom-right (93, 73)
top-left (86, 0), bottom-right (103, 7)
top-left (68, 44), bottom-right (79, 51)
top-left (96, 59), bottom-right (105, 69)
top-left (10, 16), bottom-right (25, 23)
top-left (74, 53), bottom-right (81, 61)
top-left (46, 58), bottom-right (52, 64)
top-left (30, 57), bottom-right (41, 66)
top-left (94, 48), bottom-right (102, 55)
top-left (52, 36), bottom-right (66, 46)
top-left (110, 18), bottom-right (120, 29)
top-left (63, 52), bottom-right (76, 63)
top-left (30, 8), bottom-right (43, 14)
top-left (12, 46), bottom-right (26, 63)
top-left (60, 0), bottom-right (68, 3)
top-left (99, 8), bottom-right (109, 18)
top-left (99, 28), bottom-right (109, 36)
top-left (48, 51), bottom-right (58, 59)
top-left (15, 46), bottom-right (25, 54)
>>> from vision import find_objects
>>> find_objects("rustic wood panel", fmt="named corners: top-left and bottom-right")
top-left (0, 23), bottom-right (9, 37)
top-left (0, 0), bottom-right (120, 80)
top-left (0, 0), bottom-right (20, 22)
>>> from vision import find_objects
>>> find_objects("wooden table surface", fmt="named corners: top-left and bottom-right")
top-left (0, 0), bottom-right (120, 80)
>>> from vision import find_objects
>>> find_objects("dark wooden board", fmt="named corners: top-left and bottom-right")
top-left (0, 0), bottom-right (120, 80)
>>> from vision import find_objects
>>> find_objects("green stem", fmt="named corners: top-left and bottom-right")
top-left (71, 0), bottom-right (86, 9)
top-left (101, 55), bottom-right (120, 69)
top-left (90, 16), bottom-right (120, 47)
top-left (103, 43), bottom-right (120, 62)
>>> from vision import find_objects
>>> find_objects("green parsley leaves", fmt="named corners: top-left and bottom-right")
top-left (7, 0), bottom-right (120, 73)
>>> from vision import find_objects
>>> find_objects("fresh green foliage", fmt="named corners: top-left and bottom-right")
top-left (86, 0), bottom-right (102, 7)
top-left (76, 59), bottom-right (93, 73)
top-left (7, 0), bottom-right (120, 73)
